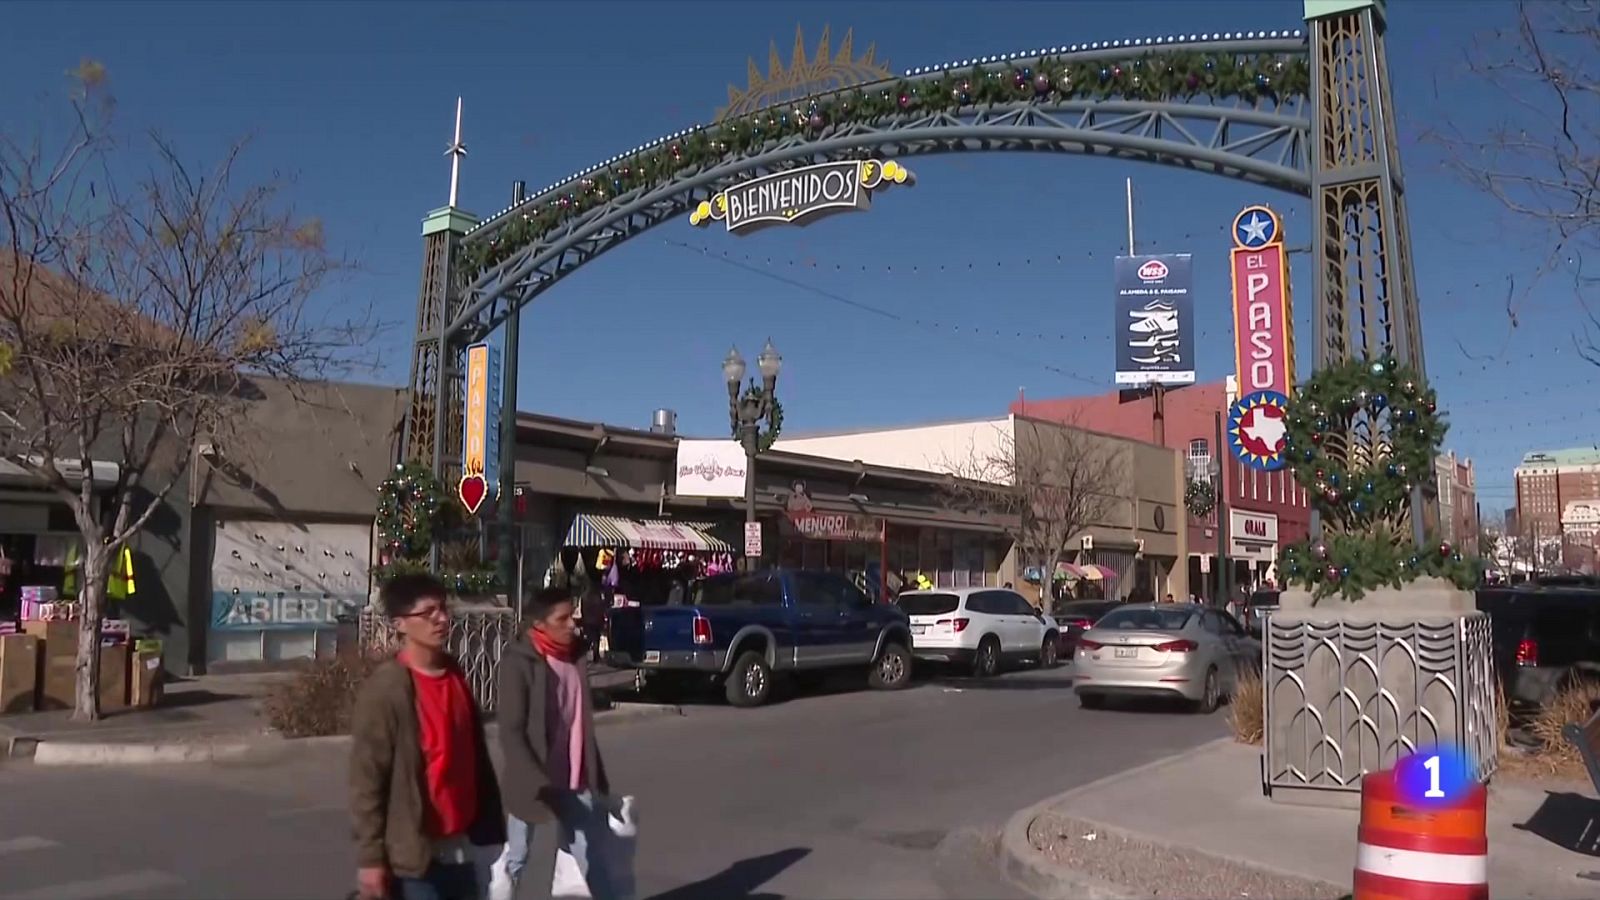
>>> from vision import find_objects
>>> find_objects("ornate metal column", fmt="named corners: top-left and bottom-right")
top-left (402, 205), bottom-right (476, 475)
top-left (1307, 0), bottom-right (1424, 374)
top-left (1262, 2), bottom-right (1496, 808)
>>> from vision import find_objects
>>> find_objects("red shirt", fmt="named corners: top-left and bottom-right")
top-left (409, 662), bottom-right (478, 839)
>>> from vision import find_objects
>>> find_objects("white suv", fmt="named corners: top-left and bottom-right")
top-left (897, 587), bottom-right (1062, 677)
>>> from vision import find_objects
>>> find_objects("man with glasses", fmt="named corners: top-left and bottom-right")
top-left (350, 573), bottom-right (506, 899)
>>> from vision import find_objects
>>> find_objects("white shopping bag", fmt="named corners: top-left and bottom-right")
top-left (489, 797), bottom-right (638, 900)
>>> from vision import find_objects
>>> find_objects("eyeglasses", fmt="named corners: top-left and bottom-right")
top-left (398, 604), bottom-right (449, 621)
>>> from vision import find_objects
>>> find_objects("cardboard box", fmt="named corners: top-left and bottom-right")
top-left (98, 643), bottom-right (128, 712)
top-left (0, 635), bottom-right (39, 714)
top-left (129, 648), bottom-right (163, 708)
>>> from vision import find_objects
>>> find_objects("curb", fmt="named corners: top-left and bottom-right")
top-left (9, 702), bottom-right (684, 767)
top-left (996, 737), bottom-right (1236, 899)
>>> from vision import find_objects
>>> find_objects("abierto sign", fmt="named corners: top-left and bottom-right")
top-left (689, 159), bottom-right (913, 234)
top-left (673, 440), bottom-right (748, 498)
top-left (1230, 205), bottom-right (1296, 397)
top-left (1114, 253), bottom-right (1195, 386)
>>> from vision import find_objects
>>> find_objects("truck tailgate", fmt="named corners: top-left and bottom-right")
top-left (608, 606), bottom-right (700, 665)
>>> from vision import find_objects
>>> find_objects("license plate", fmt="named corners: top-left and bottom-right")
top-left (911, 624), bottom-right (926, 634)
top-left (644, 650), bottom-right (661, 664)
top-left (1114, 647), bottom-right (1137, 659)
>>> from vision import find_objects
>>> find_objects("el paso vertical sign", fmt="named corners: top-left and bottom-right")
top-left (1229, 205), bottom-right (1297, 397)
top-left (460, 342), bottom-right (502, 515)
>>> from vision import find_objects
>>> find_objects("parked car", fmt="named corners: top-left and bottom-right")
top-left (897, 586), bottom-right (1061, 676)
top-left (1242, 589), bottom-right (1280, 636)
top-left (1478, 578), bottom-right (1600, 716)
top-left (605, 569), bottom-right (913, 707)
top-left (1051, 599), bottom-right (1123, 657)
top-left (1073, 603), bottom-right (1260, 713)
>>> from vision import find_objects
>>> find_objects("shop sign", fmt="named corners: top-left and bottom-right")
top-left (785, 511), bottom-right (884, 542)
top-left (1230, 205), bottom-right (1296, 397)
top-left (688, 159), bottom-right (913, 234)
top-left (1114, 254), bottom-right (1195, 386)
top-left (673, 440), bottom-right (748, 498)
top-left (210, 590), bottom-right (363, 631)
top-left (459, 341), bottom-right (502, 515)
top-left (1228, 509), bottom-right (1279, 557)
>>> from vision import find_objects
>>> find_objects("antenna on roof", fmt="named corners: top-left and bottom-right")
top-left (445, 97), bottom-right (467, 208)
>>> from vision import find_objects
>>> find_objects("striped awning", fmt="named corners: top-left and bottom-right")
top-left (562, 514), bottom-right (732, 552)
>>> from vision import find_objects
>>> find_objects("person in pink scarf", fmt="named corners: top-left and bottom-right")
top-left (497, 587), bottom-right (620, 899)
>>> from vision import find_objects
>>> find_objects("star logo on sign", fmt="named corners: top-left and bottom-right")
top-left (1232, 206), bottom-right (1279, 249)
top-left (1227, 391), bottom-right (1290, 472)
top-left (1239, 213), bottom-right (1271, 246)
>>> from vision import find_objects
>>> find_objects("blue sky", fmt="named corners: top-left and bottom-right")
top-left (3, 0), bottom-right (1594, 513)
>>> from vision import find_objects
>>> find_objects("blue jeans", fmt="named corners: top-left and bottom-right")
top-left (506, 793), bottom-right (626, 900)
top-left (395, 861), bottom-right (477, 900)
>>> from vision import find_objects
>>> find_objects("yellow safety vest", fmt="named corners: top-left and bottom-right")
top-left (62, 541), bottom-right (82, 599)
top-left (107, 546), bottom-right (136, 601)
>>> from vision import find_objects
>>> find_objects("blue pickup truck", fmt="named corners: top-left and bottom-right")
top-left (606, 569), bottom-right (914, 707)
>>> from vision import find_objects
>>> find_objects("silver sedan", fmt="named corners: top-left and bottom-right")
top-left (1072, 603), bottom-right (1260, 713)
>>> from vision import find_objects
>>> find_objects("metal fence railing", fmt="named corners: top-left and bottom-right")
top-left (359, 603), bottom-right (517, 712)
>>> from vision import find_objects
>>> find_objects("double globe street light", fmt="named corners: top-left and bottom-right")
top-left (723, 340), bottom-right (782, 570)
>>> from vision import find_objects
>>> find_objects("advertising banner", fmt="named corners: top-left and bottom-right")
top-left (673, 440), bottom-right (749, 499)
top-left (460, 341), bottom-right (502, 514)
top-left (1230, 205), bottom-right (1296, 397)
top-left (1114, 254), bottom-right (1195, 386)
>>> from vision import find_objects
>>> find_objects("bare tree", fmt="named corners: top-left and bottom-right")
top-left (941, 418), bottom-right (1127, 604)
top-left (0, 64), bottom-right (369, 720)
top-left (1435, 1), bottom-right (1600, 362)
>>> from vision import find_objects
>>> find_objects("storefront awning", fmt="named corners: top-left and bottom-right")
top-left (562, 514), bottom-right (732, 553)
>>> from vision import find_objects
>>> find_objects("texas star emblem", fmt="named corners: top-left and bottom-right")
top-left (1227, 390), bottom-right (1289, 472)
top-left (1232, 205), bottom-right (1281, 250)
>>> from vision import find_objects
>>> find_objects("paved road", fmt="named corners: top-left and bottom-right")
top-left (0, 666), bottom-right (1227, 899)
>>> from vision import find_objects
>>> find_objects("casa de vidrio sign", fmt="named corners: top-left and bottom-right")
top-left (689, 159), bottom-right (914, 234)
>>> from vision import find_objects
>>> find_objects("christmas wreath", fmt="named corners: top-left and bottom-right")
top-left (456, 51), bottom-right (1310, 280)
top-left (1184, 479), bottom-right (1217, 518)
top-left (1278, 356), bottom-right (1481, 600)
top-left (730, 384), bottom-right (784, 453)
top-left (373, 462), bottom-right (502, 595)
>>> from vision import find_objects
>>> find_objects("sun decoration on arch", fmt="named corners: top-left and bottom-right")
top-left (716, 25), bottom-right (893, 122)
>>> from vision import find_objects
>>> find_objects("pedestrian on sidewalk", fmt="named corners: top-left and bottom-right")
top-left (498, 586), bottom-right (626, 900)
top-left (349, 573), bottom-right (506, 900)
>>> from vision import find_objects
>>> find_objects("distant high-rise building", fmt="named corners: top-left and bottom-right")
top-left (1514, 448), bottom-right (1600, 568)
top-left (1435, 451), bottom-right (1477, 548)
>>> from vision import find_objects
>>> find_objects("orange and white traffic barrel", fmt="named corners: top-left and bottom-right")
top-left (1354, 770), bottom-right (1489, 899)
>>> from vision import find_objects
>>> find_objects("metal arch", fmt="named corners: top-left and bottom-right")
top-left (465, 35), bottom-right (1310, 243)
top-left (449, 97), bottom-right (1310, 341)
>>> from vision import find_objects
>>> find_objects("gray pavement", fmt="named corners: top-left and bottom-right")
top-left (0, 666), bottom-right (1228, 899)
top-left (1006, 737), bottom-right (1600, 900)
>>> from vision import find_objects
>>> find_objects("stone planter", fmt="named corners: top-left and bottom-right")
top-left (1262, 578), bottom-right (1498, 808)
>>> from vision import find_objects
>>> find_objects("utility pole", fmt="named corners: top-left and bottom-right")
top-left (1214, 409), bottom-right (1229, 604)
top-left (496, 180), bottom-right (525, 597)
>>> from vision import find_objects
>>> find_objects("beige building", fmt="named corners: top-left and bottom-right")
top-left (776, 415), bottom-right (1188, 602)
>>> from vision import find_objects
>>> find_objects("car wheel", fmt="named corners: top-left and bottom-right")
top-left (1038, 634), bottom-right (1059, 669)
top-left (973, 636), bottom-right (1001, 678)
top-left (1079, 692), bottom-right (1106, 710)
top-left (869, 642), bottom-right (912, 690)
top-left (725, 651), bottom-right (773, 708)
top-left (1193, 666), bottom-right (1221, 714)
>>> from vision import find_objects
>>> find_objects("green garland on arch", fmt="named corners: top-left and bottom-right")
top-left (1276, 356), bottom-right (1481, 601)
top-left (458, 50), bottom-right (1310, 279)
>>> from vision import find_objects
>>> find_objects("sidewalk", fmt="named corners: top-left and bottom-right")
top-left (1, 665), bottom-right (665, 766)
top-left (1000, 738), bottom-right (1600, 899)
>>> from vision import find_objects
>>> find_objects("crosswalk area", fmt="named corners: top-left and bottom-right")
top-left (0, 834), bottom-right (184, 900)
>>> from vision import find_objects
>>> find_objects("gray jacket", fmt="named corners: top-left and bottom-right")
top-left (496, 639), bottom-right (611, 824)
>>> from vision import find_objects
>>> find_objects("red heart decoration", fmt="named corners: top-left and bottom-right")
top-left (458, 474), bottom-right (488, 515)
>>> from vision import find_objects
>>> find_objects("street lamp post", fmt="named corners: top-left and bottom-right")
top-left (723, 340), bottom-right (782, 571)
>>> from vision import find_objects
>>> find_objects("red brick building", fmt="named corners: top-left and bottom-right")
top-left (1014, 381), bottom-right (1309, 601)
